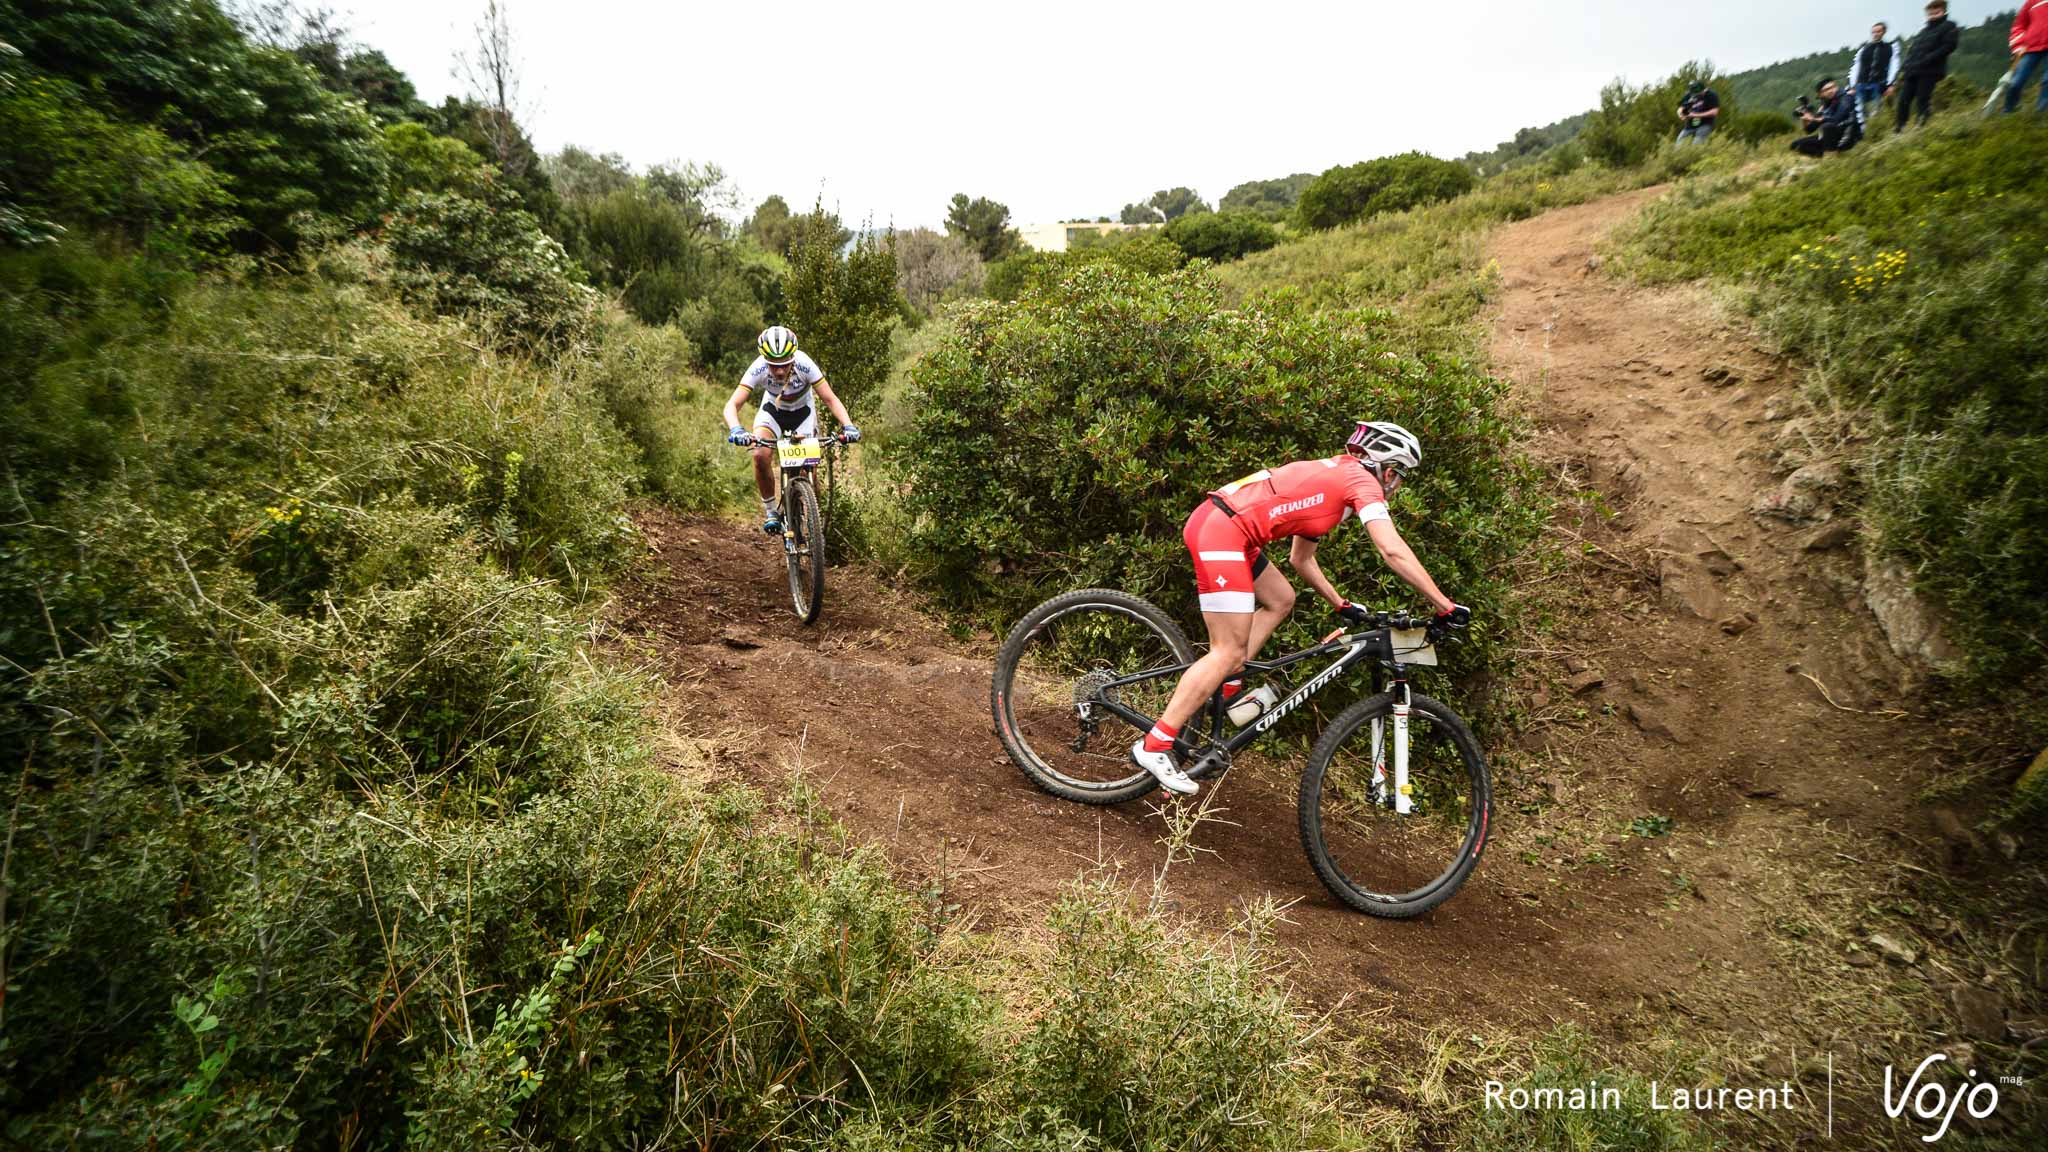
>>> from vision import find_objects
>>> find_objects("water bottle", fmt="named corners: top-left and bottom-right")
top-left (1228, 684), bottom-right (1281, 727)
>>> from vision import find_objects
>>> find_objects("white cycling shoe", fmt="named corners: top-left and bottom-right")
top-left (1129, 740), bottom-right (1199, 796)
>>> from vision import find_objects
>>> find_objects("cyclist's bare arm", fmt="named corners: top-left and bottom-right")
top-left (1365, 518), bottom-right (1456, 614)
top-left (1288, 536), bottom-right (1346, 608)
top-left (813, 378), bottom-right (853, 427)
top-left (721, 383), bottom-right (754, 432)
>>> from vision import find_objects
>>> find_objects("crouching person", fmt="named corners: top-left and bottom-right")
top-left (1793, 78), bottom-right (1861, 157)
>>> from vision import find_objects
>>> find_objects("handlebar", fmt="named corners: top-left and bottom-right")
top-left (1318, 608), bottom-right (1462, 647)
top-left (732, 431), bottom-right (850, 449)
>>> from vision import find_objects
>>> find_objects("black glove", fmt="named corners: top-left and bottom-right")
top-left (1335, 601), bottom-right (1370, 626)
top-left (1431, 605), bottom-right (1471, 636)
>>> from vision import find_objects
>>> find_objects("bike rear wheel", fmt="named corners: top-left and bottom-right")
top-left (785, 477), bottom-right (825, 624)
top-left (1297, 691), bottom-right (1491, 918)
top-left (992, 589), bottom-right (1195, 804)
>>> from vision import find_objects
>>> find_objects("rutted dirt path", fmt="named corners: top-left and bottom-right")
top-left (612, 189), bottom-right (1940, 1056)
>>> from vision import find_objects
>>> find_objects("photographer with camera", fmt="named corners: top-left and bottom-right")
top-left (1674, 80), bottom-right (1722, 145)
top-left (1792, 78), bottom-right (1861, 157)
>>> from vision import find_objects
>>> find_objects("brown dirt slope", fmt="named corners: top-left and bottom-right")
top-left (613, 189), bottom-right (1960, 1075)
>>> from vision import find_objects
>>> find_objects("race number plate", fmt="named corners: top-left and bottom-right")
top-left (777, 439), bottom-right (823, 465)
top-left (1388, 628), bottom-right (1439, 665)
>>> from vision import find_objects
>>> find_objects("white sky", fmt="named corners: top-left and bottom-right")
top-left (344, 0), bottom-right (2011, 229)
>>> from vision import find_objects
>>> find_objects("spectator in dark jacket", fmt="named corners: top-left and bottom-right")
top-left (1891, 0), bottom-right (1961, 130)
top-left (1793, 79), bottom-right (1861, 156)
top-left (1674, 81), bottom-right (1722, 145)
top-left (2004, 0), bottom-right (2048, 114)
top-left (1847, 22), bottom-right (1896, 126)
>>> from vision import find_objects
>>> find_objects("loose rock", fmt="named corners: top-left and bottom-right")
top-left (1953, 986), bottom-right (2006, 1041)
top-left (1867, 932), bottom-right (1918, 965)
top-left (1566, 669), bottom-right (1605, 695)
top-left (1802, 521), bottom-right (1857, 552)
top-left (1626, 700), bottom-right (1689, 744)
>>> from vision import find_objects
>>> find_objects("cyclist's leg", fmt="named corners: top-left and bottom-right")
top-left (749, 401), bottom-right (778, 502)
top-left (1160, 502), bottom-right (1259, 732)
top-left (1243, 555), bottom-right (1298, 662)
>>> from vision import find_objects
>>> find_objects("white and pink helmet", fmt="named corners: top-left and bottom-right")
top-left (1345, 421), bottom-right (1422, 474)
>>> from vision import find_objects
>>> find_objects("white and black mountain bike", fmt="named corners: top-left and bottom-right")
top-left (991, 590), bottom-right (1491, 918)
top-left (737, 430), bottom-right (844, 624)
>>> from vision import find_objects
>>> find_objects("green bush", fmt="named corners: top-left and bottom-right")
top-left (1613, 115), bottom-right (2048, 691)
top-left (1297, 152), bottom-right (1476, 231)
top-left (383, 188), bottom-right (597, 350)
top-left (6, 0), bottom-right (388, 248)
top-left (1164, 210), bottom-right (1280, 263)
top-left (898, 262), bottom-right (1543, 686)
top-left (0, 70), bottom-right (233, 254)
top-left (1722, 108), bottom-right (1797, 145)
top-left (382, 120), bottom-right (488, 199)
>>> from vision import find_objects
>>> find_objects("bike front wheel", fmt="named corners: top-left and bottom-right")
top-left (785, 477), bottom-right (825, 624)
top-left (992, 589), bottom-right (1195, 804)
top-left (1298, 691), bottom-right (1491, 918)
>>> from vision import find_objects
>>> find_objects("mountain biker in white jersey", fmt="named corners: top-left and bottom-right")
top-left (720, 326), bottom-right (861, 533)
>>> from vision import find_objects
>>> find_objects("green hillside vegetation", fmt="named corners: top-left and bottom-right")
top-left (0, 7), bottom-right (1404, 1146)
top-left (1611, 115), bottom-right (2048, 718)
top-left (1461, 10), bottom-right (2019, 172)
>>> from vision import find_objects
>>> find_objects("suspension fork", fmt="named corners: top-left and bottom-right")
top-left (1369, 673), bottom-right (1413, 815)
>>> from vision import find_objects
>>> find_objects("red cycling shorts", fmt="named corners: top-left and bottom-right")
top-left (1183, 499), bottom-right (1269, 614)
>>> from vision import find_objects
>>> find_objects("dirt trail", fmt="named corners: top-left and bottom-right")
top-left (614, 188), bottom-right (1936, 1046)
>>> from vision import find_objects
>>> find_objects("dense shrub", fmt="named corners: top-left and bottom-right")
top-left (1297, 152), bottom-right (1476, 231)
top-left (383, 188), bottom-right (597, 350)
top-left (0, 70), bottom-right (232, 253)
top-left (1722, 108), bottom-right (1797, 145)
top-left (1164, 210), bottom-right (1280, 263)
top-left (1220, 172), bottom-right (1316, 218)
top-left (1614, 115), bottom-right (2048, 692)
top-left (5, 0), bottom-right (388, 248)
top-left (899, 262), bottom-right (1544, 684)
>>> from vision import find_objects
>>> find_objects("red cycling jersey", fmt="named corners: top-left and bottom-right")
top-left (1183, 456), bottom-right (1391, 613)
top-left (1210, 456), bottom-right (1390, 544)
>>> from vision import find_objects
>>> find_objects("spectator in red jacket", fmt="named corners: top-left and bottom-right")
top-left (2005, 0), bottom-right (2048, 114)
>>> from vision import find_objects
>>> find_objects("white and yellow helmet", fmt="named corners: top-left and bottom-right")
top-left (757, 325), bottom-right (799, 364)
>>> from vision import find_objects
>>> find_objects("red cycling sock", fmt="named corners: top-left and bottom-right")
top-left (1143, 720), bottom-right (1180, 754)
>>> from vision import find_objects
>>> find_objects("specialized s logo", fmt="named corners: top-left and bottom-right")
top-left (1267, 492), bottom-right (1325, 519)
top-left (1884, 1054), bottom-right (2001, 1143)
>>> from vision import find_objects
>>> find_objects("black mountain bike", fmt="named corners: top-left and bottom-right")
top-left (740, 430), bottom-right (844, 624)
top-left (990, 589), bottom-right (1491, 918)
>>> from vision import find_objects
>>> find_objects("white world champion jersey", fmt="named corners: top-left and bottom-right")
top-left (740, 351), bottom-right (824, 410)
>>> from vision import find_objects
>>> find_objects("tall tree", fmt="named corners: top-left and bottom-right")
top-left (454, 1), bottom-right (534, 181)
top-left (1120, 187), bottom-right (1210, 224)
top-left (944, 194), bottom-right (1020, 262)
top-left (786, 209), bottom-right (899, 411)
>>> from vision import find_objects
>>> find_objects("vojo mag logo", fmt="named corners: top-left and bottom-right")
top-left (1882, 1052), bottom-right (2005, 1143)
